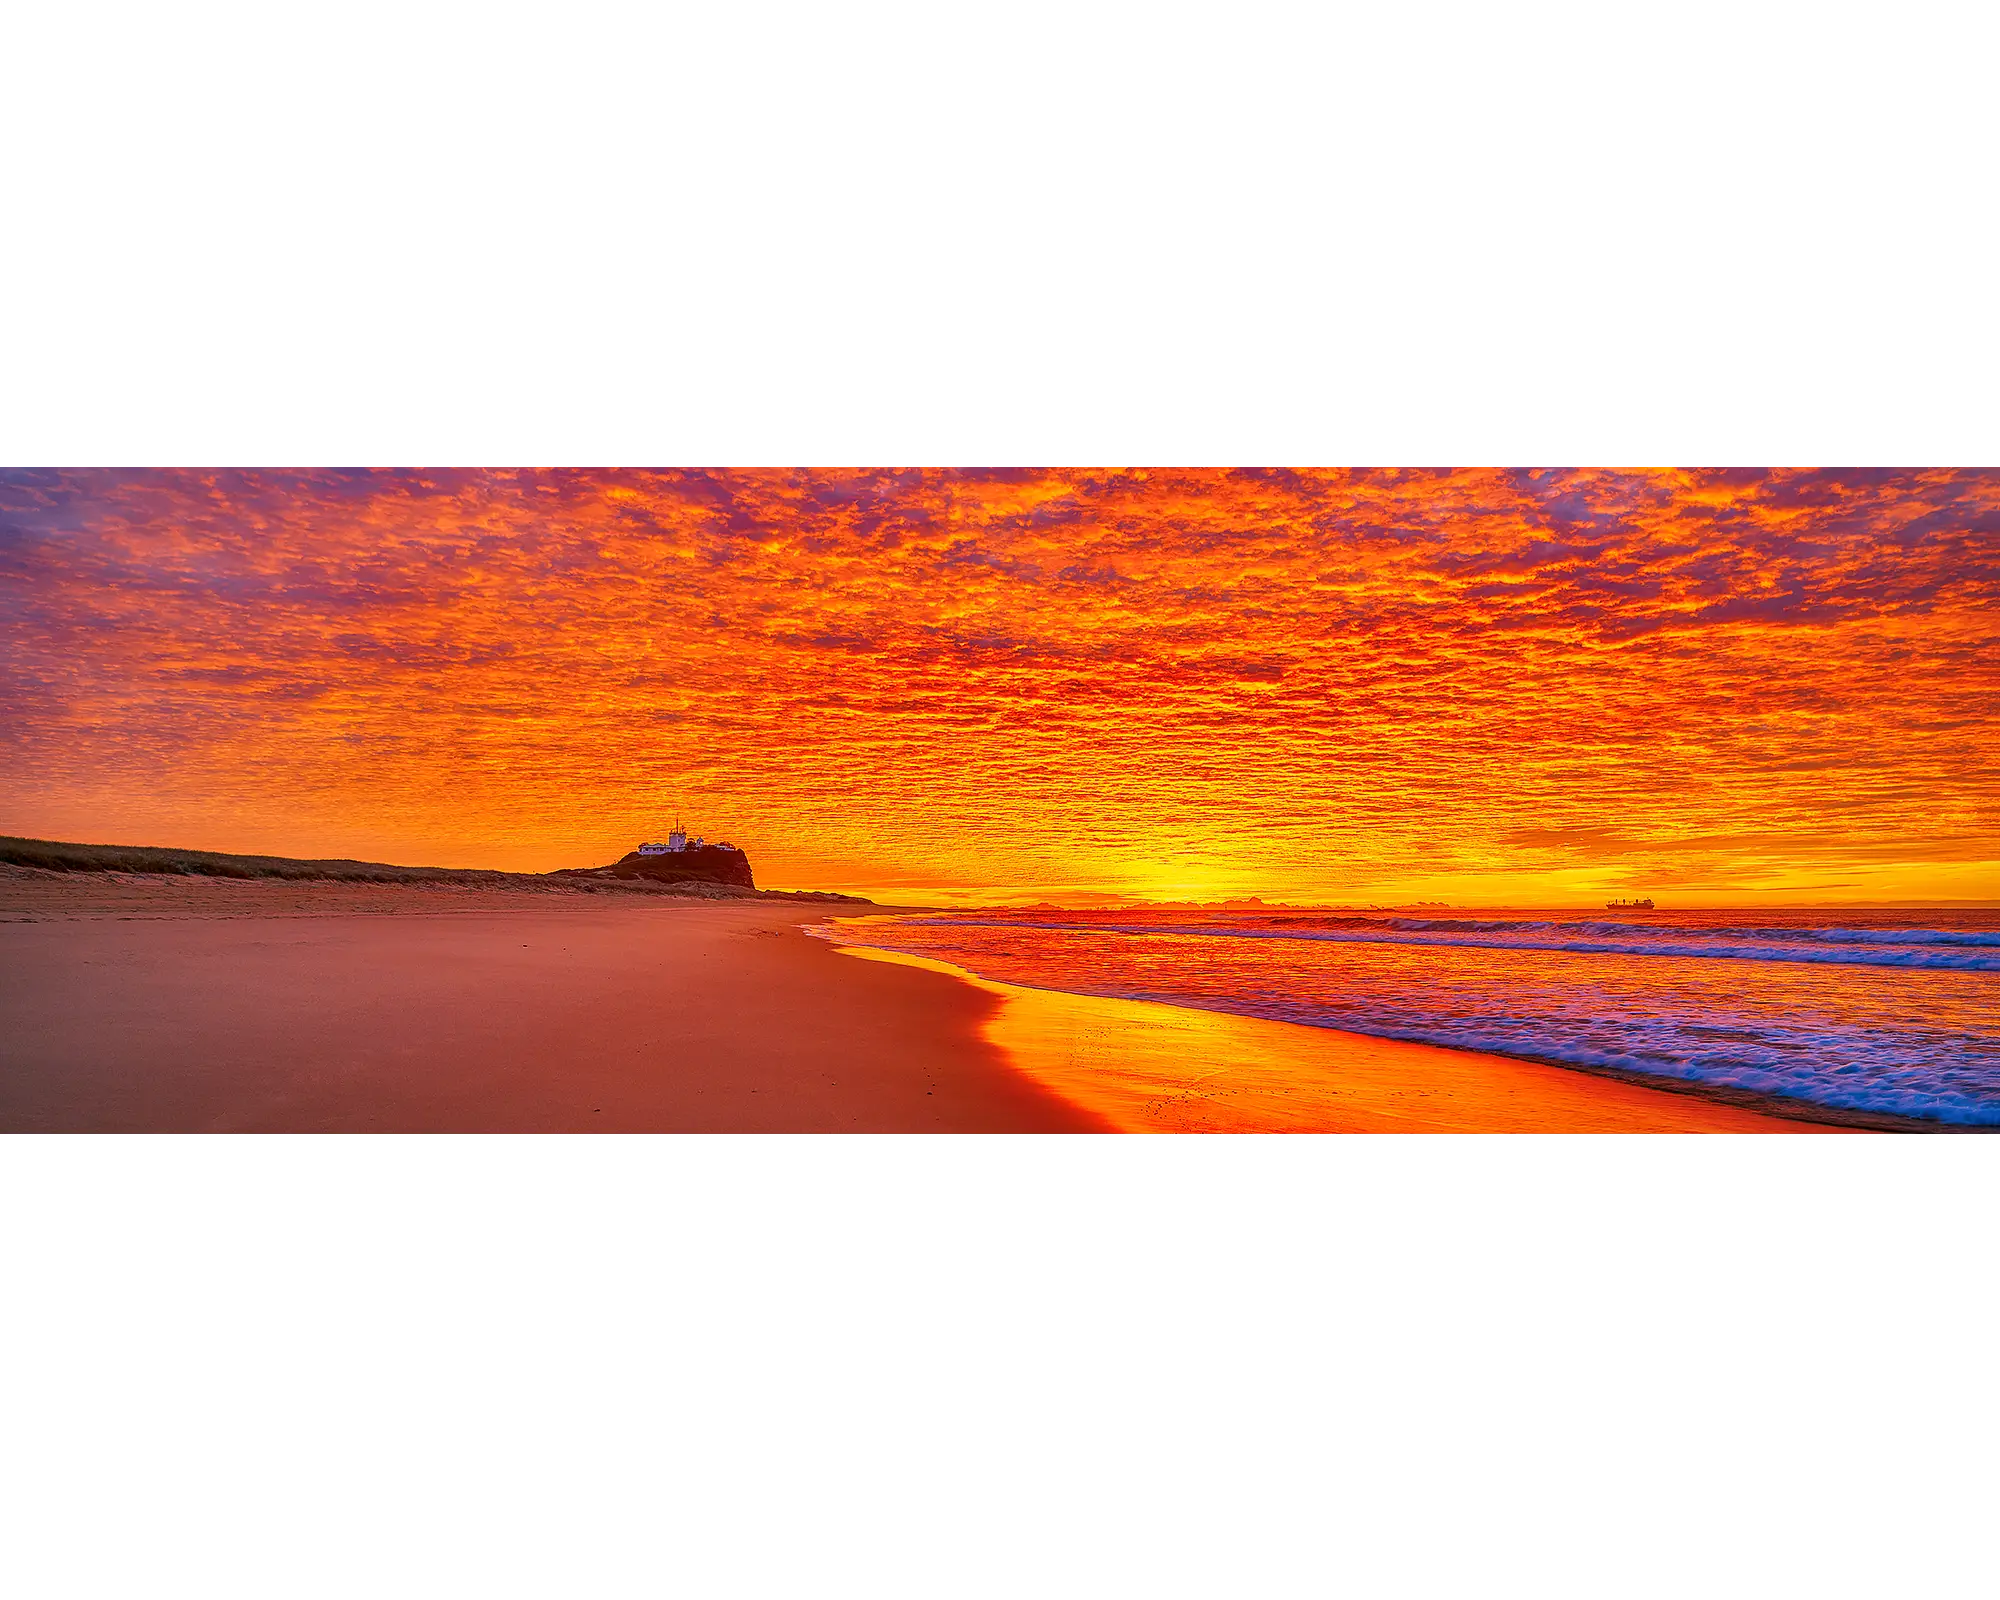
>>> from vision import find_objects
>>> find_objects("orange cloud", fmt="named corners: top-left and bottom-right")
top-left (2, 469), bottom-right (1995, 903)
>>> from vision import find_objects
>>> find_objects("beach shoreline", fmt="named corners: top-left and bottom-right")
top-left (823, 914), bottom-right (1988, 1133)
top-left (829, 943), bottom-right (1864, 1133)
top-left (0, 873), bottom-right (1931, 1132)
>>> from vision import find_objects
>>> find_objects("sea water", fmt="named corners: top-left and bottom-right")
top-left (830, 907), bottom-right (2000, 1125)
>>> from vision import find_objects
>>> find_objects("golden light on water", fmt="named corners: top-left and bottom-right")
top-left (834, 944), bottom-right (1820, 1131)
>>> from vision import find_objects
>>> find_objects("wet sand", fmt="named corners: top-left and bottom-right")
top-left (3, 874), bottom-right (1837, 1132)
top-left (836, 946), bottom-right (1842, 1133)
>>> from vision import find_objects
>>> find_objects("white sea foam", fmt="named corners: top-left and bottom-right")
top-left (909, 917), bottom-right (2000, 971)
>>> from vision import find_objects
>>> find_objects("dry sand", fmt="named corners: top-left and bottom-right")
top-left (1, 872), bottom-right (1835, 1132)
top-left (0, 888), bottom-right (1099, 1132)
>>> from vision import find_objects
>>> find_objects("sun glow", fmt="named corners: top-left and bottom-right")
top-left (2, 468), bottom-right (1994, 905)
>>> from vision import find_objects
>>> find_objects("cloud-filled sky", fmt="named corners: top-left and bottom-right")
top-left (2, 468), bottom-right (1995, 904)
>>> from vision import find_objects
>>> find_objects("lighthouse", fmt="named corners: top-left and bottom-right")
top-left (636, 815), bottom-right (692, 857)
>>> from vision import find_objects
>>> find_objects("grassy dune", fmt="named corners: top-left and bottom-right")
top-left (0, 836), bottom-right (868, 901)
top-left (0, 835), bottom-right (511, 883)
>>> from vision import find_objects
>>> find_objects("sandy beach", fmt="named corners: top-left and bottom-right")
top-left (0, 876), bottom-right (1099, 1132)
top-left (3, 873), bottom-right (1837, 1132)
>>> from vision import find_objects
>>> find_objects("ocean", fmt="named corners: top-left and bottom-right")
top-left (829, 906), bottom-right (2000, 1126)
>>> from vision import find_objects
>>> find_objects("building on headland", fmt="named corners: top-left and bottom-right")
top-left (636, 820), bottom-right (722, 856)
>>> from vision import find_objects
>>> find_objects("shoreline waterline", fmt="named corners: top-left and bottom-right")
top-left (829, 939), bottom-right (1853, 1133)
top-left (825, 906), bottom-right (1997, 1130)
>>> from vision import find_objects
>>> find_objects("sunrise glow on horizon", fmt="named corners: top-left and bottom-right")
top-left (3, 468), bottom-right (1995, 907)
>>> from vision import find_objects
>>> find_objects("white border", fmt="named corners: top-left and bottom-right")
top-left (5, 6), bottom-right (1995, 1595)
top-left (3, 3), bottom-right (1994, 465)
top-left (6, 1137), bottom-right (1995, 1598)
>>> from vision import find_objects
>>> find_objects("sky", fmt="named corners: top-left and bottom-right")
top-left (2, 468), bottom-right (1995, 906)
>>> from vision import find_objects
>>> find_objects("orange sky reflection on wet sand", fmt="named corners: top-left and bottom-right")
top-left (2, 468), bottom-right (1995, 906)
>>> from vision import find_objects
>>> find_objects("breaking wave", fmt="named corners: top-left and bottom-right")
top-left (901, 916), bottom-right (2000, 972)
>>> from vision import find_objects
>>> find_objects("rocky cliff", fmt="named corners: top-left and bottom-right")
top-left (565, 844), bottom-right (757, 890)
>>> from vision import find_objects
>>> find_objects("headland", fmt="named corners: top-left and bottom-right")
top-left (0, 833), bottom-right (864, 905)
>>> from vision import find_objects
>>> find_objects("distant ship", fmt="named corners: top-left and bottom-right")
top-left (1605, 897), bottom-right (1656, 910)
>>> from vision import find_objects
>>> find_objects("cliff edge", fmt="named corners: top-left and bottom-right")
top-left (559, 844), bottom-right (757, 890)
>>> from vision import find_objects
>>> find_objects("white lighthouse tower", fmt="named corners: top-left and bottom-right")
top-left (637, 814), bottom-right (692, 857)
